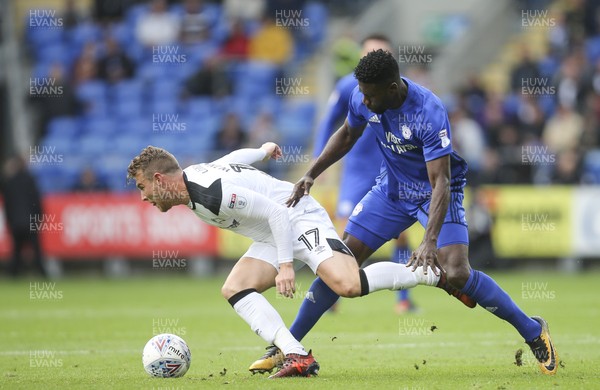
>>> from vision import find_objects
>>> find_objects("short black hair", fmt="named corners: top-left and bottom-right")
top-left (354, 49), bottom-right (399, 84)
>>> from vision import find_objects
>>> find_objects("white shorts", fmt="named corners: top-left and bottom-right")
top-left (242, 197), bottom-right (350, 273)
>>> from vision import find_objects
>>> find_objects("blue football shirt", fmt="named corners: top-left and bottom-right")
top-left (347, 77), bottom-right (468, 202)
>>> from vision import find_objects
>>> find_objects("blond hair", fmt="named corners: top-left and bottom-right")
top-left (127, 145), bottom-right (181, 181)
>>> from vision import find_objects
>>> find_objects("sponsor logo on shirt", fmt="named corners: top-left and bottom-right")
top-left (228, 194), bottom-right (237, 208)
top-left (439, 129), bottom-right (450, 148)
top-left (368, 115), bottom-right (381, 123)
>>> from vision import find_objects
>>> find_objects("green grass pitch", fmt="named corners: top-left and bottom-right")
top-left (1, 270), bottom-right (598, 389)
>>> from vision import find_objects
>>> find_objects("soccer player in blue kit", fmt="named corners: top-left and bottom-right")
top-left (253, 49), bottom-right (558, 375)
top-left (313, 34), bottom-right (417, 314)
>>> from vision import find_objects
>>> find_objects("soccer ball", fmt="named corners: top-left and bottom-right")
top-left (142, 333), bottom-right (191, 378)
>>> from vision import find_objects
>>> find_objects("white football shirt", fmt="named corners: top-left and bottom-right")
top-left (182, 148), bottom-right (306, 264)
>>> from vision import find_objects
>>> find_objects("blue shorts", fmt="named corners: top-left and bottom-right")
top-left (346, 185), bottom-right (469, 251)
top-left (337, 174), bottom-right (375, 218)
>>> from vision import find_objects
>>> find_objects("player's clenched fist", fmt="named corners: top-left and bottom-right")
top-left (286, 176), bottom-right (314, 207)
top-left (260, 142), bottom-right (282, 161)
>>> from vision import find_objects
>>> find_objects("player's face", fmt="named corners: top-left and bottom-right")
top-left (134, 171), bottom-right (174, 212)
top-left (358, 81), bottom-right (393, 114)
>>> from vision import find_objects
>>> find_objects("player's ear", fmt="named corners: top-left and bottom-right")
top-left (388, 81), bottom-right (399, 94)
top-left (153, 172), bottom-right (162, 183)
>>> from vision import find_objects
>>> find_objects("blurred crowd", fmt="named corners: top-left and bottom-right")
top-left (446, 0), bottom-right (600, 186)
top-left (24, 0), bottom-right (328, 192)
top-left (22, 0), bottom-right (600, 192)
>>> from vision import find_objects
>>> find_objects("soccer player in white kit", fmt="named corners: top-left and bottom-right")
top-left (127, 142), bottom-right (442, 378)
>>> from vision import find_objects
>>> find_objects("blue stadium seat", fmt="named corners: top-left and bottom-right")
top-left (25, 12), bottom-right (65, 49)
top-left (277, 99), bottom-right (316, 146)
top-left (81, 117), bottom-right (117, 136)
top-left (111, 79), bottom-right (146, 102)
top-left (149, 79), bottom-right (181, 102)
top-left (30, 157), bottom-right (81, 193)
top-left (37, 43), bottom-right (71, 66)
top-left (233, 61), bottom-right (279, 100)
top-left (39, 133), bottom-right (75, 156)
top-left (76, 80), bottom-right (109, 117)
top-left (78, 133), bottom-right (112, 155)
top-left (112, 133), bottom-right (149, 156)
top-left (585, 36), bottom-right (600, 65)
top-left (185, 97), bottom-right (215, 118)
top-left (119, 116), bottom-right (153, 136)
top-left (303, 2), bottom-right (328, 47)
top-left (111, 97), bottom-right (144, 119)
top-left (98, 154), bottom-right (137, 192)
top-left (46, 116), bottom-right (81, 138)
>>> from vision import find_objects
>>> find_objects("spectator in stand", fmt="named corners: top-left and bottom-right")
top-left (135, 0), bottom-right (180, 47)
top-left (72, 167), bottom-right (108, 193)
top-left (248, 15), bottom-right (294, 66)
top-left (553, 51), bottom-right (587, 111)
top-left (542, 103), bottom-right (584, 154)
top-left (62, 0), bottom-right (84, 29)
top-left (93, 0), bottom-right (131, 22)
top-left (72, 41), bottom-right (98, 86)
top-left (551, 149), bottom-right (582, 184)
top-left (1, 155), bottom-right (47, 278)
top-left (515, 94), bottom-right (545, 139)
top-left (220, 18), bottom-right (250, 61)
top-left (214, 112), bottom-right (247, 154)
top-left (96, 36), bottom-right (135, 84)
top-left (183, 56), bottom-right (232, 98)
top-left (180, 0), bottom-right (213, 44)
top-left (510, 47), bottom-right (541, 93)
top-left (30, 63), bottom-right (80, 141)
top-left (247, 110), bottom-right (280, 147)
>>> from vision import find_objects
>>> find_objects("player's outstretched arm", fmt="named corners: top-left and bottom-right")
top-left (212, 143), bottom-right (281, 165)
top-left (407, 155), bottom-right (451, 276)
top-left (287, 120), bottom-right (365, 207)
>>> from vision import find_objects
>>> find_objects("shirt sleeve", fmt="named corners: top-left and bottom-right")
top-left (212, 148), bottom-right (267, 165)
top-left (420, 102), bottom-right (454, 162)
top-left (222, 183), bottom-right (293, 264)
top-left (346, 86), bottom-right (368, 129)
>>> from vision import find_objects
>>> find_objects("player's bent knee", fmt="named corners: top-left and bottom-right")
top-left (445, 264), bottom-right (471, 289)
top-left (221, 283), bottom-right (240, 300)
top-left (328, 278), bottom-right (360, 298)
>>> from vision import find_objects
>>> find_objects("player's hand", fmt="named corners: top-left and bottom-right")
top-left (260, 142), bottom-right (282, 161)
top-left (276, 263), bottom-right (296, 298)
top-left (407, 240), bottom-right (444, 276)
top-left (286, 175), bottom-right (314, 207)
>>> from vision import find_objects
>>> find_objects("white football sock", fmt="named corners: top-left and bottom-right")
top-left (363, 262), bottom-right (440, 293)
top-left (232, 292), bottom-right (306, 356)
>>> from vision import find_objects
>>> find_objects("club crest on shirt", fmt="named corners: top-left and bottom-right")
top-left (351, 203), bottom-right (363, 217)
top-left (439, 129), bottom-right (450, 148)
top-left (401, 124), bottom-right (412, 140)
